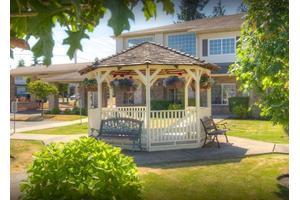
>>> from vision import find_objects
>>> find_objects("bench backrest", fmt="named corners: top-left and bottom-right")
top-left (200, 116), bottom-right (217, 134)
top-left (100, 118), bottom-right (143, 138)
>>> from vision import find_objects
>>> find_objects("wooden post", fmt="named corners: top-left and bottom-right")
top-left (195, 69), bottom-right (202, 145)
top-left (145, 66), bottom-right (151, 151)
top-left (96, 72), bottom-right (102, 123)
top-left (184, 76), bottom-right (192, 109)
top-left (207, 72), bottom-right (212, 115)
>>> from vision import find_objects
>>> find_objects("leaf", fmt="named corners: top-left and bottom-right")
top-left (63, 30), bottom-right (90, 59)
top-left (142, 0), bottom-right (157, 20)
top-left (104, 0), bottom-right (135, 36)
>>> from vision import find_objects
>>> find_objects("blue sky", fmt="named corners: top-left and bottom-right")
top-left (11, 0), bottom-right (242, 68)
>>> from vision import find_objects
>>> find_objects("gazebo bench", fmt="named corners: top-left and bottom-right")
top-left (90, 117), bottom-right (143, 150)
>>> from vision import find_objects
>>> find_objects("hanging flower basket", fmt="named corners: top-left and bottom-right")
top-left (164, 76), bottom-right (184, 89)
top-left (200, 73), bottom-right (211, 89)
top-left (110, 78), bottom-right (137, 91)
top-left (83, 78), bottom-right (97, 91)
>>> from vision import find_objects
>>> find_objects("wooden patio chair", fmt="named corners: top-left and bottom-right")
top-left (200, 116), bottom-right (229, 148)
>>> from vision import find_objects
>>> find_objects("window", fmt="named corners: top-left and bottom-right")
top-left (128, 37), bottom-right (154, 47)
top-left (168, 33), bottom-right (196, 56)
top-left (90, 91), bottom-right (98, 108)
top-left (212, 84), bottom-right (236, 105)
top-left (209, 38), bottom-right (235, 55)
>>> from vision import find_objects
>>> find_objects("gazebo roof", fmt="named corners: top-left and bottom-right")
top-left (79, 42), bottom-right (219, 75)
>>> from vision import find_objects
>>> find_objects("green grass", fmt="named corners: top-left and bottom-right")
top-left (23, 123), bottom-right (88, 135)
top-left (140, 154), bottom-right (288, 200)
top-left (223, 119), bottom-right (288, 144)
top-left (11, 139), bottom-right (44, 172)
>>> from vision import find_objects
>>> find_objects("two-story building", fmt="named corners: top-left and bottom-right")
top-left (113, 13), bottom-right (245, 115)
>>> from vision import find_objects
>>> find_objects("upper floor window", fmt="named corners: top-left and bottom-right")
top-left (167, 33), bottom-right (196, 56)
top-left (209, 38), bottom-right (235, 55)
top-left (128, 37), bottom-right (154, 47)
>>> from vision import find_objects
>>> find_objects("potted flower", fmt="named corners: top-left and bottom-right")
top-left (110, 78), bottom-right (137, 92)
top-left (164, 76), bottom-right (184, 89)
top-left (200, 73), bottom-right (211, 89)
top-left (83, 78), bottom-right (97, 91)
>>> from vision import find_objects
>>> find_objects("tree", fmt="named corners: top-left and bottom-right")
top-left (212, 0), bottom-right (226, 17)
top-left (237, 2), bottom-right (248, 13)
top-left (17, 59), bottom-right (25, 67)
top-left (57, 83), bottom-right (69, 103)
top-left (27, 80), bottom-right (58, 117)
top-left (10, 0), bottom-right (175, 65)
top-left (31, 56), bottom-right (42, 66)
top-left (229, 0), bottom-right (288, 131)
top-left (177, 0), bottom-right (208, 22)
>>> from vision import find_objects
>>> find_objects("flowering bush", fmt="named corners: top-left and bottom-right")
top-left (20, 137), bottom-right (142, 200)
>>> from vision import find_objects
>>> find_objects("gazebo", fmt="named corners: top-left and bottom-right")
top-left (79, 42), bottom-right (219, 151)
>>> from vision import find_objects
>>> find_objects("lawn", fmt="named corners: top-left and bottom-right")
top-left (140, 154), bottom-right (288, 200)
top-left (223, 119), bottom-right (288, 144)
top-left (23, 123), bottom-right (88, 135)
top-left (10, 139), bottom-right (44, 172)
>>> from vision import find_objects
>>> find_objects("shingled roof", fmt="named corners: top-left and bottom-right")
top-left (118, 13), bottom-right (245, 37)
top-left (79, 42), bottom-right (219, 74)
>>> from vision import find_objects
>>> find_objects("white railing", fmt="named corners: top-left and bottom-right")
top-left (91, 106), bottom-right (211, 151)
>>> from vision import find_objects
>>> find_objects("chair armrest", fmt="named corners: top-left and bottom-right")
top-left (216, 122), bottom-right (230, 130)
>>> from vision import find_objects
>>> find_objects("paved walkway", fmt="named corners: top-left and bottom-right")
top-left (11, 118), bottom-right (88, 133)
top-left (10, 135), bottom-right (288, 200)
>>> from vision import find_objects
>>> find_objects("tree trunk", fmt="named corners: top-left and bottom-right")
top-left (41, 102), bottom-right (44, 118)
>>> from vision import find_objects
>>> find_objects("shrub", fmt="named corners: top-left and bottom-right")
top-left (151, 100), bottom-right (171, 110)
top-left (229, 97), bottom-right (250, 118)
top-left (167, 104), bottom-right (184, 110)
top-left (20, 137), bottom-right (142, 200)
top-left (232, 105), bottom-right (249, 119)
top-left (63, 108), bottom-right (72, 115)
top-left (50, 107), bottom-right (61, 114)
top-left (72, 107), bottom-right (87, 116)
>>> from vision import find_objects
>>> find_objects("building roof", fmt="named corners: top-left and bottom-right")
top-left (10, 62), bottom-right (91, 77)
top-left (41, 72), bottom-right (85, 83)
top-left (118, 13), bottom-right (245, 38)
top-left (79, 42), bottom-right (220, 75)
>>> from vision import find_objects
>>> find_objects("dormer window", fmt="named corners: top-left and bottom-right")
top-left (209, 38), bottom-right (235, 55)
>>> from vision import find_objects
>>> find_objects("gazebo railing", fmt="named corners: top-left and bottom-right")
top-left (98, 106), bottom-right (210, 150)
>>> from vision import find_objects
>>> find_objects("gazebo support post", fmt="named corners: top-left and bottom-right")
top-left (145, 66), bottom-right (151, 151)
top-left (184, 76), bottom-right (193, 109)
top-left (95, 70), bottom-right (112, 124)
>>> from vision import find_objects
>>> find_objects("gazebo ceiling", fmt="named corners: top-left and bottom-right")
top-left (79, 42), bottom-right (220, 75)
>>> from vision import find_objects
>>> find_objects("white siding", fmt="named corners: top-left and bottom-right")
top-left (116, 37), bottom-right (124, 53)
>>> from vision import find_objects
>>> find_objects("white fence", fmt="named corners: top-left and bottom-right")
top-left (90, 106), bottom-right (211, 151)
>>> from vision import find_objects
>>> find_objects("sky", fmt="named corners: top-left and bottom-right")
top-left (11, 0), bottom-right (242, 68)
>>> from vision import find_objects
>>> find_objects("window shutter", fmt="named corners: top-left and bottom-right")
top-left (202, 39), bottom-right (208, 57)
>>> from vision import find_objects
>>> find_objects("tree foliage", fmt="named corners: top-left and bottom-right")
top-left (212, 0), bottom-right (226, 17)
top-left (177, 0), bottom-right (208, 22)
top-left (11, 0), bottom-right (175, 65)
top-left (17, 59), bottom-right (25, 67)
top-left (57, 83), bottom-right (69, 96)
top-left (27, 80), bottom-right (58, 102)
top-left (237, 2), bottom-right (248, 13)
top-left (229, 0), bottom-right (289, 130)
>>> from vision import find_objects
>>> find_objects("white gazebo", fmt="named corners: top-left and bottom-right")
top-left (79, 42), bottom-right (219, 151)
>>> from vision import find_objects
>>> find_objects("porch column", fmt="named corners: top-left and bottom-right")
top-left (145, 67), bottom-right (151, 151)
top-left (207, 73), bottom-right (212, 115)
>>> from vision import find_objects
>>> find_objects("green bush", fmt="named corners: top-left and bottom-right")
top-left (72, 107), bottom-right (87, 116)
top-left (232, 105), bottom-right (249, 119)
top-left (50, 107), bottom-right (61, 114)
top-left (229, 97), bottom-right (250, 118)
top-left (63, 108), bottom-right (72, 115)
top-left (167, 104), bottom-right (184, 110)
top-left (20, 137), bottom-right (142, 200)
top-left (151, 100), bottom-right (172, 110)
top-left (188, 98), bottom-right (195, 106)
